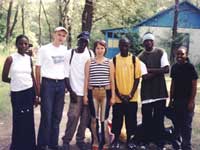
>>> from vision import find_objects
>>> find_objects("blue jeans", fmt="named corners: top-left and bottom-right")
top-left (37, 78), bottom-right (65, 148)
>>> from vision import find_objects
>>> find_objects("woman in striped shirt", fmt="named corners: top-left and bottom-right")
top-left (83, 40), bottom-right (115, 150)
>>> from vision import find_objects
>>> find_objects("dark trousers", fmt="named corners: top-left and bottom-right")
top-left (62, 96), bottom-right (90, 144)
top-left (141, 100), bottom-right (166, 144)
top-left (10, 87), bottom-right (36, 150)
top-left (173, 103), bottom-right (194, 150)
top-left (111, 102), bottom-right (138, 142)
top-left (37, 78), bottom-right (65, 148)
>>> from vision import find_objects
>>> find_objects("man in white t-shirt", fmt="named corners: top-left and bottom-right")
top-left (35, 26), bottom-right (68, 150)
top-left (62, 31), bottom-right (94, 150)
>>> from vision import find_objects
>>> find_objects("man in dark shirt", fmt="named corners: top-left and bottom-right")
top-left (170, 46), bottom-right (198, 150)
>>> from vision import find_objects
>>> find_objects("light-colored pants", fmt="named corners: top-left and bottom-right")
top-left (62, 96), bottom-right (90, 144)
top-left (88, 88), bottom-right (111, 148)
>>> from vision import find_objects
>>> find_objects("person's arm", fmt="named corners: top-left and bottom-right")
top-left (83, 60), bottom-right (90, 105)
top-left (147, 65), bottom-right (169, 74)
top-left (2, 56), bottom-right (12, 83)
top-left (188, 79), bottom-right (197, 112)
top-left (129, 78), bottom-right (140, 99)
top-left (144, 51), bottom-right (169, 79)
top-left (169, 78), bottom-right (175, 107)
top-left (109, 61), bottom-right (115, 105)
top-left (30, 58), bottom-right (39, 106)
top-left (35, 65), bottom-right (41, 98)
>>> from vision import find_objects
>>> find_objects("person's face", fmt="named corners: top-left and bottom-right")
top-left (95, 43), bottom-right (106, 57)
top-left (143, 39), bottom-right (154, 51)
top-left (77, 38), bottom-right (88, 52)
top-left (176, 48), bottom-right (187, 64)
top-left (53, 30), bottom-right (67, 45)
top-left (16, 37), bottom-right (29, 54)
top-left (119, 40), bottom-right (130, 56)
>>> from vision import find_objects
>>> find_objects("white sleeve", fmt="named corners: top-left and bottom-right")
top-left (64, 50), bottom-right (71, 78)
top-left (161, 51), bottom-right (170, 67)
top-left (140, 61), bottom-right (148, 75)
top-left (35, 47), bottom-right (42, 66)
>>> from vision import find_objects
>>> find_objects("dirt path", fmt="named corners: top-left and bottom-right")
top-left (1, 94), bottom-right (200, 150)
top-left (0, 95), bottom-right (91, 150)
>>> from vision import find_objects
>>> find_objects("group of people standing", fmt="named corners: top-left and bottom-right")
top-left (2, 26), bottom-right (198, 150)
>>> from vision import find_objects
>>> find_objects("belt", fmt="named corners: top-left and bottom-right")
top-left (42, 77), bottom-right (64, 83)
top-left (88, 85), bottom-right (110, 89)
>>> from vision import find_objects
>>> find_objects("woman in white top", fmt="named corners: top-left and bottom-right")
top-left (2, 35), bottom-right (38, 150)
top-left (83, 40), bottom-right (115, 150)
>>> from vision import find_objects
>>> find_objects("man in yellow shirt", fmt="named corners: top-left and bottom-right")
top-left (111, 38), bottom-right (143, 150)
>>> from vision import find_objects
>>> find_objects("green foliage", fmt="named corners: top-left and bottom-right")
top-left (0, 52), bottom-right (11, 116)
top-left (0, 6), bottom-right (6, 42)
top-left (124, 31), bottom-right (143, 56)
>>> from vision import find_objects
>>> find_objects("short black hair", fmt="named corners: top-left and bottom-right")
top-left (15, 34), bottom-right (29, 46)
top-left (119, 38), bottom-right (130, 45)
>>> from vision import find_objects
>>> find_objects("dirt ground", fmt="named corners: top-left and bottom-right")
top-left (0, 93), bottom-right (200, 150)
top-left (0, 94), bottom-right (92, 150)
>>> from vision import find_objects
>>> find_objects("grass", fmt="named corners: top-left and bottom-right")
top-left (0, 53), bottom-right (11, 121)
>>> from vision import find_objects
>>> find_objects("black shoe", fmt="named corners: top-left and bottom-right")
top-left (139, 143), bottom-right (147, 150)
top-left (110, 140), bottom-right (120, 149)
top-left (49, 145), bottom-right (63, 150)
top-left (76, 142), bottom-right (88, 150)
top-left (127, 142), bottom-right (137, 150)
top-left (37, 145), bottom-right (49, 150)
top-left (62, 143), bottom-right (70, 150)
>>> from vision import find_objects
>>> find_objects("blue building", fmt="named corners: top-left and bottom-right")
top-left (102, 1), bottom-right (200, 64)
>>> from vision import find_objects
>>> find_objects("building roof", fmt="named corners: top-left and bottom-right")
top-left (102, 1), bottom-right (200, 34)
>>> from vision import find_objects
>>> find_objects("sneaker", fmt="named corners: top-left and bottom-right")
top-left (37, 145), bottom-right (49, 150)
top-left (127, 142), bottom-right (137, 150)
top-left (76, 142), bottom-right (88, 150)
top-left (92, 145), bottom-right (99, 150)
top-left (110, 140), bottom-right (120, 149)
top-left (49, 145), bottom-right (63, 150)
top-left (139, 143), bottom-right (147, 150)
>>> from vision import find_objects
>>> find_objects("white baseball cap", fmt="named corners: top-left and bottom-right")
top-left (142, 33), bottom-right (155, 43)
top-left (54, 26), bottom-right (68, 34)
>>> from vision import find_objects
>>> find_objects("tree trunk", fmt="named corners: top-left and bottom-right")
top-left (57, 0), bottom-right (71, 47)
top-left (170, 0), bottom-right (179, 64)
top-left (5, 0), bottom-right (13, 44)
top-left (10, 5), bottom-right (19, 37)
top-left (38, 0), bottom-right (42, 45)
top-left (41, 0), bottom-right (51, 41)
top-left (21, 4), bottom-right (25, 34)
top-left (81, 0), bottom-right (95, 33)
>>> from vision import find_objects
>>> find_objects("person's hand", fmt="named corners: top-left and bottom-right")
top-left (34, 96), bottom-right (41, 107)
top-left (70, 91), bottom-right (77, 103)
top-left (83, 95), bottom-right (88, 105)
top-left (110, 96), bottom-right (115, 106)
top-left (188, 101), bottom-right (195, 112)
top-left (168, 99), bottom-right (174, 108)
top-left (121, 95), bottom-right (129, 104)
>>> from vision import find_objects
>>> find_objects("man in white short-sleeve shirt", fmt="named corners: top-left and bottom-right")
top-left (138, 32), bottom-right (170, 149)
top-left (36, 26), bottom-right (68, 150)
top-left (62, 31), bottom-right (94, 150)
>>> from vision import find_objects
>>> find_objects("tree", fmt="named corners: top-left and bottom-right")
top-left (21, 1), bottom-right (25, 34)
top-left (82, 0), bottom-right (95, 32)
top-left (57, 0), bottom-right (72, 47)
top-left (5, 0), bottom-right (14, 43)
top-left (170, 0), bottom-right (179, 64)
